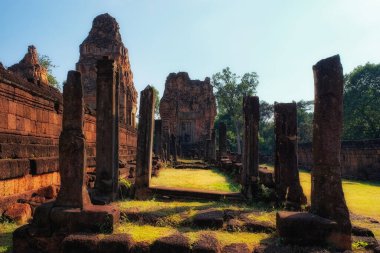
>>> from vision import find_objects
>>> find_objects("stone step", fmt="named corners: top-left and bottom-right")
top-left (149, 186), bottom-right (244, 202)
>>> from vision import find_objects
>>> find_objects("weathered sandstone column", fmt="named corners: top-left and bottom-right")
top-left (219, 122), bottom-right (227, 158)
top-left (135, 86), bottom-right (155, 198)
top-left (94, 57), bottom-right (119, 203)
top-left (55, 71), bottom-right (90, 208)
top-left (274, 102), bottom-right (306, 207)
top-left (311, 55), bottom-right (351, 249)
top-left (242, 96), bottom-right (259, 200)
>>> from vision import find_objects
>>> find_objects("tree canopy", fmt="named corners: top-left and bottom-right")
top-left (38, 55), bottom-right (60, 90)
top-left (343, 63), bottom-right (380, 140)
top-left (212, 67), bottom-right (259, 154)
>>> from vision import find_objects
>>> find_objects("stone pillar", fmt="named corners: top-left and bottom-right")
top-left (135, 86), bottom-right (155, 198)
top-left (210, 129), bottom-right (216, 161)
top-left (274, 102), bottom-right (306, 207)
top-left (242, 96), bottom-right (259, 200)
top-left (170, 134), bottom-right (177, 162)
top-left (154, 120), bottom-right (162, 157)
top-left (55, 71), bottom-right (90, 209)
top-left (94, 58), bottom-right (119, 203)
top-left (311, 55), bottom-right (351, 249)
top-left (219, 122), bottom-right (227, 159)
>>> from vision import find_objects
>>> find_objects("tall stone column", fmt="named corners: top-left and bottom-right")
top-left (94, 57), bottom-right (119, 203)
top-left (274, 102), bottom-right (306, 207)
top-left (219, 122), bottom-right (227, 158)
top-left (55, 71), bottom-right (90, 208)
top-left (311, 55), bottom-right (351, 249)
top-left (135, 86), bottom-right (155, 198)
top-left (242, 96), bottom-right (259, 200)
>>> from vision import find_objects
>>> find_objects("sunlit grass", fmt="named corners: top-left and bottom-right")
top-left (263, 164), bottom-right (380, 221)
top-left (151, 168), bottom-right (241, 192)
top-left (115, 223), bottom-right (175, 243)
top-left (115, 222), bottom-right (271, 250)
top-left (0, 222), bottom-right (18, 253)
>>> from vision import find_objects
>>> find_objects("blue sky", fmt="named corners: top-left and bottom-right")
top-left (1, 0), bottom-right (379, 103)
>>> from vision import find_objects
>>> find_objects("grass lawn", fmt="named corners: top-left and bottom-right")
top-left (116, 199), bottom-right (275, 250)
top-left (151, 168), bottom-right (241, 192)
top-left (0, 222), bottom-right (17, 253)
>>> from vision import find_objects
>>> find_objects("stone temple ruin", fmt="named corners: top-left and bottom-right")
top-left (0, 11), bottom-right (379, 253)
top-left (158, 72), bottom-right (217, 159)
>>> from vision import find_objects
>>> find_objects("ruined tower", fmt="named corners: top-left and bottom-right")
top-left (76, 13), bottom-right (137, 127)
top-left (159, 72), bottom-right (217, 157)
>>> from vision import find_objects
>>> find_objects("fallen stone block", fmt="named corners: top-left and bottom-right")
top-left (62, 234), bottom-right (99, 253)
top-left (222, 243), bottom-right (250, 253)
top-left (192, 233), bottom-right (221, 253)
top-left (151, 233), bottom-right (191, 253)
top-left (276, 211), bottom-right (337, 246)
top-left (193, 209), bottom-right (224, 229)
top-left (98, 234), bottom-right (135, 253)
top-left (4, 203), bottom-right (32, 224)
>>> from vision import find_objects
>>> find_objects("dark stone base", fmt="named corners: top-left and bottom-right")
top-left (276, 211), bottom-right (352, 250)
top-left (13, 202), bottom-right (120, 253)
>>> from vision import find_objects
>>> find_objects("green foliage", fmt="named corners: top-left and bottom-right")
top-left (343, 63), bottom-right (380, 140)
top-left (259, 101), bottom-right (274, 156)
top-left (296, 100), bottom-right (313, 143)
top-left (352, 240), bottom-right (369, 250)
top-left (212, 67), bottom-right (259, 153)
top-left (38, 55), bottom-right (60, 90)
top-left (151, 85), bottom-right (160, 118)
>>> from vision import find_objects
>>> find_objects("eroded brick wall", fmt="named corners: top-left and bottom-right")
top-left (0, 68), bottom-right (137, 209)
top-left (298, 139), bottom-right (380, 181)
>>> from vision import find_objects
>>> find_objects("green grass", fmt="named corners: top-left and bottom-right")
top-left (263, 164), bottom-right (380, 222)
top-left (151, 168), bottom-right (241, 192)
top-left (115, 222), bottom-right (271, 250)
top-left (0, 222), bottom-right (18, 253)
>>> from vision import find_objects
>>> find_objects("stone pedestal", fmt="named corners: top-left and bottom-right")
top-left (274, 102), bottom-right (306, 208)
top-left (242, 96), bottom-right (259, 200)
top-left (311, 55), bottom-right (351, 250)
top-left (135, 86), bottom-right (155, 199)
top-left (219, 122), bottom-right (227, 159)
top-left (94, 58), bottom-right (119, 203)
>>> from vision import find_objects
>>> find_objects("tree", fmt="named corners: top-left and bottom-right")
top-left (38, 55), bottom-right (60, 90)
top-left (296, 100), bottom-right (313, 143)
top-left (212, 67), bottom-right (259, 154)
top-left (151, 85), bottom-right (160, 118)
top-left (343, 63), bottom-right (380, 140)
